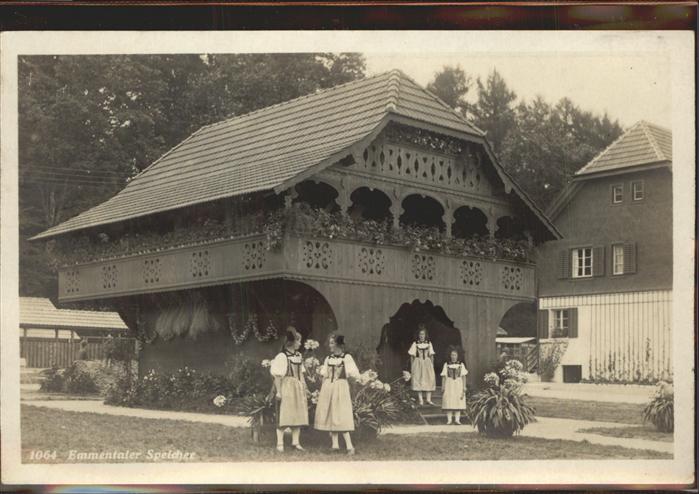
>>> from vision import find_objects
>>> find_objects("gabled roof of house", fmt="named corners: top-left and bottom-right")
top-left (33, 69), bottom-right (558, 241)
top-left (20, 297), bottom-right (127, 331)
top-left (547, 121), bottom-right (672, 220)
top-left (575, 120), bottom-right (672, 177)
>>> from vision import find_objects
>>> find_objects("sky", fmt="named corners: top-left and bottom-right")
top-left (364, 52), bottom-right (671, 129)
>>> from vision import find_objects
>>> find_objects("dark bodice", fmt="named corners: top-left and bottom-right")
top-left (284, 351), bottom-right (304, 380)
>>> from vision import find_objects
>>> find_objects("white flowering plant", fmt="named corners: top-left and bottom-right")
top-left (643, 380), bottom-right (674, 432)
top-left (469, 358), bottom-right (535, 437)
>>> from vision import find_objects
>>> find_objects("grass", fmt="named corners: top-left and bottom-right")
top-left (578, 425), bottom-right (673, 443)
top-left (527, 396), bottom-right (645, 425)
top-left (21, 405), bottom-right (670, 462)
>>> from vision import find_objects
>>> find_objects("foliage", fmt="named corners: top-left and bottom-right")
top-left (642, 381), bottom-right (674, 432)
top-left (426, 65), bottom-right (471, 115)
top-left (62, 361), bottom-right (100, 394)
top-left (225, 355), bottom-right (273, 397)
top-left (104, 360), bottom-right (265, 414)
top-left (103, 335), bottom-right (135, 363)
top-left (53, 203), bottom-right (533, 267)
top-left (538, 340), bottom-right (569, 382)
top-left (469, 359), bottom-right (535, 437)
top-left (20, 53), bottom-right (366, 297)
top-left (39, 365), bottom-right (65, 392)
top-left (470, 69), bottom-right (517, 156)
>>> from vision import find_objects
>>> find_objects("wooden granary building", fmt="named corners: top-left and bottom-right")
top-left (34, 70), bottom-right (559, 386)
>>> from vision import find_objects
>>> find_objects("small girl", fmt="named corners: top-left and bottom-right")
top-left (440, 347), bottom-right (468, 425)
top-left (314, 334), bottom-right (360, 455)
top-left (408, 324), bottom-right (436, 405)
top-left (270, 327), bottom-right (308, 452)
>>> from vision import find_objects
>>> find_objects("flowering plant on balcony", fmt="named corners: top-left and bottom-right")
top-left (51, 203), bottom-right (532, 266)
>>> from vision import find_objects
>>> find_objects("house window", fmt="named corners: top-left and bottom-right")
top-left (552, 309), bottom-right (569, 338)
top-left (632, 181), bottom-right (644, 201)
top-left (612, 184), bottom-right (623, 204)
top-left (572, 248), bottom-right (593, 278)
top-left (612, 244), bottom-right (624, 275)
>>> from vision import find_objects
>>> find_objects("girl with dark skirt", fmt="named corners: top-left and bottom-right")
top-left (314, 333), bottom-right (360, 455)
top-left (270, 327), bottom-right (308, 452)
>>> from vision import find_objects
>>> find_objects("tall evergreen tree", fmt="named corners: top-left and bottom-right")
top-left (471, 69), bottom-right (517, 156)
top-left (426, 65), bottom-right (471, 115)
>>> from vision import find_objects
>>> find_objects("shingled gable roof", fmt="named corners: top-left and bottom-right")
top-left (547, 121), bottom-right (672, 220)
top-left (33, 69), bottom-right (558, 241)
top-left (576, 120), bottom-right (672, 176)
top-left (20, 297), bottom-right (127, 331)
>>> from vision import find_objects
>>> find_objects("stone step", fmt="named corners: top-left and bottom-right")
top-left (20, 368), bottom-right (46, 384)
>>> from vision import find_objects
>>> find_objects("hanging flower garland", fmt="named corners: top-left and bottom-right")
top-left (254, 317), bottom-right (278, 342)
top-left (229, 313), bottom-right (257, 345)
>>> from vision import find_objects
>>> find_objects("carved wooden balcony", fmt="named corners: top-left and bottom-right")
top-left (57, 233), bottom-right (535, 303)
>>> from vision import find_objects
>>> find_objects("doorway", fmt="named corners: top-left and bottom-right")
top-left (376, 300), bottom-right (463, 384)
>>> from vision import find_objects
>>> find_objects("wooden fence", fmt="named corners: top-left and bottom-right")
top-left (20, 337), bottom-right (136, 368)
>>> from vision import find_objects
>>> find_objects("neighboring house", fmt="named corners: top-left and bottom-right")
top-left (32, 70), bottom-right (559, 386)
top-left (537, 121), bottom-right (672, 383)
top-left (20, 297), bottom-right (128, 367)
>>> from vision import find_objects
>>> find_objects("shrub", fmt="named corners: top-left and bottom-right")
top-left (63, 361), bottom-right (99, 394)
top-left (469, 360), bottom-right (535, 438)
top-left (643, 381), bottom-right (674, 432)
top-left (225, 356), bottom-right (272, 397)
top-left (538, 340), bottom-right (568, 382)
top-left (39, 365), bottom-right (65, 392)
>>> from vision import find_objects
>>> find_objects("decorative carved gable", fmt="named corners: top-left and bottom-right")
top-left (345, 123), bottom-right (496, 197)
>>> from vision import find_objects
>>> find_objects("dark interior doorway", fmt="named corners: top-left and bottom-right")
top-left (376, 300), bottom-right (462, 384)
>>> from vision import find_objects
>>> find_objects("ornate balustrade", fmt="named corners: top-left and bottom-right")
top-left (57, 233), bottom-right (535, 302)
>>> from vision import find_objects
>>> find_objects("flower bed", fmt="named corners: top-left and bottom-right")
top-left (51, 204), bottom-right (532, 267)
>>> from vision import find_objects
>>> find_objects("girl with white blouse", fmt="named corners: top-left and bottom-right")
top-left (270, 327), bottom-right (308, 452)
top-left (313, 334), bottom-right (360, 455)
top-left (408, 324), bottom-right (436, 405)
top-left (440, 348), bottom-right (468, 425)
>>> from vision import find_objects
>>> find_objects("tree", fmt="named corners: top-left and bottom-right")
top-left (426, 65), bottom-right (471, 114)
top-left (471, 69), bottom-right (517, 155)
top-left (19, 53), bottom-right (366, 297)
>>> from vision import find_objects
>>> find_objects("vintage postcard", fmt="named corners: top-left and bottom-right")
top-left (0, 30), bottom-right (695, 487)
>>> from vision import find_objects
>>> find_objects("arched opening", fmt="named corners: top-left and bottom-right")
top-left (452, 206), bottom-right (489, 238)
top-left (136, 279), bottom-right (338, 375)
top-left (399, 194), bottom-right (445, 231)
top-left (294, 180), bottom-right (340, 213)
top-left (495, 215), bottom-right (526, 240)
top-left (495, 301), bottom-right (537, 373)
top-left (348, 187), bottom-right (392, 223)
top-left (376, 300), bottom-right (463, 383)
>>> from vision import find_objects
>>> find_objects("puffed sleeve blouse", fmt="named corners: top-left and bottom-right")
top-left (408, 341), bottom-right (435, 357)
top-left (270, 352), bottom-right (288, 377)
top-left (319, 353), bottom-right (360, 379)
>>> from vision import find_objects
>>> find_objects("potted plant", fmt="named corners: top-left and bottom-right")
top-left (469, 359), bottom-right (536, 438)
top-left (642, 380), bottom-right (674, 432)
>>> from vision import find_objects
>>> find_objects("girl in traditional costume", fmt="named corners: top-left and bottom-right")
top-left (270, 327), bottom-right (308, 452)
top-left (408, 324), bottom-right (436, 405)
top-left (440, 347), bottom-right (468, 424)
top-left (314, 334), bottom-right (360, 455)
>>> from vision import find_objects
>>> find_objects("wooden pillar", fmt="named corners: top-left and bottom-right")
top-left (336, 176), bottom-right (352, 218)
top-left (486, 207), bottom-right (497, 239)
top-left (389, 187), bottom-right (403, 231)
top-left (284, 187), bottom-right (298, 209)
top-left (443, 199), bottom-right (454, 239)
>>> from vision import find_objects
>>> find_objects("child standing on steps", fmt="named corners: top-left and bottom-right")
top-left (408, 324), bottom-right (436, 406)
top-left (441, 347), bottom-right (468, 424)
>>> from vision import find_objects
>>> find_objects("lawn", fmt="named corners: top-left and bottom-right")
top-left (578, 425), bottom-right (673, 443)
top-left (21, 405), bottom-right (669, 462)
top-left (527, 396), bottom-right (645, 425)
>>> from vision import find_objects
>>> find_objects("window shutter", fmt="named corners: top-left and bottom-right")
top-left (568, 308), bottom-right (578, 338)
top-left (558, 250), bottom-right (570, 279)
top-left (592, 246), bottom-right (605, 276)
top-left (537, 310), bottom-right (549, 339)
top-left (623, 242), bottom-right (637, 274)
